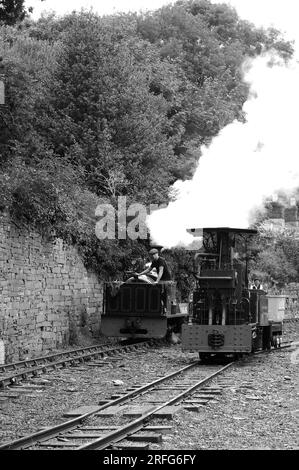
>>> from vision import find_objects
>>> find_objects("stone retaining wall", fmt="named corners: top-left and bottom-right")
top-left (0, 213), bottom-right (103, 362)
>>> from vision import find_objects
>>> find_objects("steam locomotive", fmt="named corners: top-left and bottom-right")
top-left (100, 227), bottom-right (284, 357)
top-left (182, 227), bottom-right (283, 360)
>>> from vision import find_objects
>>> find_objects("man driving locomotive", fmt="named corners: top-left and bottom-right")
top-left (135, 248), bottom-right (172, 312)
top-left (136, 248), bottom-right (172, 283)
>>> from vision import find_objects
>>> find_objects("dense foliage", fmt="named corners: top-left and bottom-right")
top-left (0, 1), bottom-right (43, 25)
top-left (0, 0), bottom-right (28, 25)
top-left (248, 227), bottom-right (299, 287)
top-left (0, 0), bottom-right (295, 280)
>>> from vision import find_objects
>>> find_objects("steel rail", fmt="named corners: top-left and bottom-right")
top-left (77, 363), bottom-right (233, 450)
top-left (1, 340), bottom-right (296, 450)
top-left (0, 341), bottom-right (155, 388)
top-left (78, 341), bottom-right (297, 451)
top-left (252, 341), bottom-right (293, 357)
top-left (0, 340), bottom-right (151, 373)
top-left (0, 344), bottom-right (113, 373)
top-left (0, 360), bottom-right (200, 450)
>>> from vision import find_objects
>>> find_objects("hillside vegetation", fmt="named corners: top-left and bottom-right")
top-left (0, 0), bottom-right (296, 284)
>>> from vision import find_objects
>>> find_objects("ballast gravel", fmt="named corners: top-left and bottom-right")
top-left (0, 325), bottom-right (298, 450)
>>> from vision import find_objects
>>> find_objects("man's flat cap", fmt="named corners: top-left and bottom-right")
top-left (149, 248), bottom-right (159, 254)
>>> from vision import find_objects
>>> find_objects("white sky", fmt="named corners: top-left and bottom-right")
top-left (25, 0), bottom-right (299, 47)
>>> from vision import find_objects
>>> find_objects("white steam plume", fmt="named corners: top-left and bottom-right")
top-left (147, 53), bottom-right (299, 248)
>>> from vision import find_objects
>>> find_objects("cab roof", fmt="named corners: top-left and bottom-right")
top-left (187, 227), bottom-right (257, 235)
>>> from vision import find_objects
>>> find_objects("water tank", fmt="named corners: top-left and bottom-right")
top-left (266, 295), bottom-right (286, 322)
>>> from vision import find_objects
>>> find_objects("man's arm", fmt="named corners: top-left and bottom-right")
top-left (154, 266), bottom-right (164, 283)
top-left (136, 266), bottom-right (151, 276)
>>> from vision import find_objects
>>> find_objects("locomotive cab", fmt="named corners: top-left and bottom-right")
top-left (190, 227), bottom-right (255, 326)
top-left (182, 227), bottom-right (282, 359)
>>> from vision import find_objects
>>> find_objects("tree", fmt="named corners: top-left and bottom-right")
top-left (45, 13), bottom-right (189, 203)
top-left (0, 0), bottom-right (27, 25)
top-left (249, 228), bottom-right (299, 285)
top-left (0, 5), bottom-right (295, 279)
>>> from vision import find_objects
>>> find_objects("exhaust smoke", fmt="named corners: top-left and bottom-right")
top-left (147, 53), bottom-right (299, 248)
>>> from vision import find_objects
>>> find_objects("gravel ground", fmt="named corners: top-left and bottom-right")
top-left (157, 347), bottom-right (299, 450)
top-left (0, 344), bottom-right (198, 443)
top-left (0, 325), bottom-right (298, 450)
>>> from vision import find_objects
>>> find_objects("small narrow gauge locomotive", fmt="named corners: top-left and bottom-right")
top-left (182, 227), bottom-right (283, 360)
top-left (100, 278), bottom-right (188, 339)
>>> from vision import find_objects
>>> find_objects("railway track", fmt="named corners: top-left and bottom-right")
top-left (0, 340), bottom-right (158, 389)
top-left (0, 332), bottom-right (292, 450)
top-left (1, 318), bottom-right (296, 390)
top-left (0, 337), bottom-right (296, 450)
top-left (0, 360), bottom-right (232, 450)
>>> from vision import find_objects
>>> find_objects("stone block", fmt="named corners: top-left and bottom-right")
top-left (86, 308), bottom-right (96, 314)
top-left (0, 215), bottom-right (103, 359)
